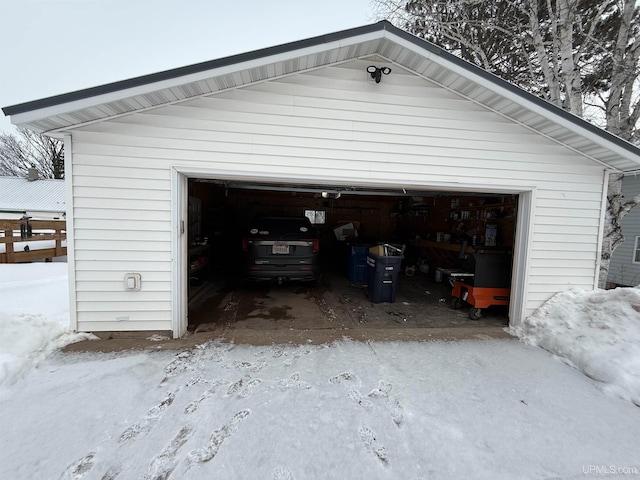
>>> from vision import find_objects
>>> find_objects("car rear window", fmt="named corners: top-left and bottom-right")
top-left (248, 217), bottom-right (315, 238)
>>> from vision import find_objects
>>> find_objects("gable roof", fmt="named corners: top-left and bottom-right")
top-left (3, 20), bottom-right (640, 173)
top-left (0, 176), bottom-right (66, 214)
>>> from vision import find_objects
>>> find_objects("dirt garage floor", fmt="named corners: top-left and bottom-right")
top-left (63, 271), bottom-right (511, 353)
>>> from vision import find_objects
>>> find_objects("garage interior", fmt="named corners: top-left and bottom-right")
top-left (186, 178), bottom-right (517, 342)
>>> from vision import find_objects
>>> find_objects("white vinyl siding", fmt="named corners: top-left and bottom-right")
top-left (68, 59), bottom-right (605, 332)
top-left (608, 175), bottom-right (640, 286)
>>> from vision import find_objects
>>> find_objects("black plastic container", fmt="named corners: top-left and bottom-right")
top-left (366, 253), bottom-right (403, 303)
top-left (348, 245), bottom-right (368, 282)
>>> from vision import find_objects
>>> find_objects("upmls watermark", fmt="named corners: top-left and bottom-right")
top-left (583, 465), bottom-right (639, 476)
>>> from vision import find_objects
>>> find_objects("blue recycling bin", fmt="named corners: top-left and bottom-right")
top-left (348, 245), bottom-right (368, 282)
top-left (366, 252), bottom-right (403, 303)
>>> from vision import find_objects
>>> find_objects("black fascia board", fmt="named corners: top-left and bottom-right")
top-left (2, 22), bottom-right (387, 117)
top-left (3, 20), bottom-right (638, 160)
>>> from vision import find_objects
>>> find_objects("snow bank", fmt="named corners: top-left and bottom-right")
top-left (0, 264), bottom-right (94, 385)
top-left (510, 287), bottom-right (640, 406)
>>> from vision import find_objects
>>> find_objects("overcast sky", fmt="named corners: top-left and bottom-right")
top-left (0, 0), bottom-right (376, 134)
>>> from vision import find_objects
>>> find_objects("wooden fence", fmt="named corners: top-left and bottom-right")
top-left (0, 219), bottom-right (67, 263)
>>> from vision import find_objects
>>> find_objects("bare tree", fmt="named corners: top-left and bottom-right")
top-left (374, 0), bottom-right (640, 287)
top-left (0, 127), bottom-right (64, 179)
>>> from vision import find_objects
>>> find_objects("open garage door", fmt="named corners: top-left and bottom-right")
top-left (183, 177), bottom-right (519, 342)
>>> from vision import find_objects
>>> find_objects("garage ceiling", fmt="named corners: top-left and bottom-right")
top-left (4, 21), bottom-right (640, 173)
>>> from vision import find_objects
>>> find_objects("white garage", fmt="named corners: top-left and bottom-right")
top-left (4, 21), bottom-right (640, 338)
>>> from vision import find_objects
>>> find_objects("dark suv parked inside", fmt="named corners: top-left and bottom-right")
top-left (242, 216), bottom-right (321, 283)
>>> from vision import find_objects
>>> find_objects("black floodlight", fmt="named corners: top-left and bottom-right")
top-left (367, 65), bottom-right (392, 83)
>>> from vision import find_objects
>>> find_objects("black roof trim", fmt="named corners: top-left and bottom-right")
top-left (2, 22), bottom-right (388, 116)
top-left (2, 20), bottom-right (637, 159)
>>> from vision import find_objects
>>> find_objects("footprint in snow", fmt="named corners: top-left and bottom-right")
top-left (329, 371), bottom-right (359, 385)
top-left (184, 380), bottom-right (225, 414)
top-left (100, 465), bottom-right (122, 480)
top-left (232, 360), bottom-right (267, 372)
top-left (273, 465), bottom-right (294, 480)
top-left (367, 380), bottom-right (404, 427)
top-left (279, 373), bottom-right (312, 391)
top-left (188, 410), bottom-right (251, 465)
top-left (270, 345), bottom-right (285, 358)
top-left (348, 390), bottom-right (373, 410)
top-left (143, 426), bottom-right (193, 480)
top-left (161, 350), bottom-right (202, 382)
top-left (59, 451), bottom-right (96, 479)
top-left (227, 376), bottom-right (261, 398)
top-left (118, 388), bottom-right (182, 443)
top-left (358, 425), bottom-right (389, 466)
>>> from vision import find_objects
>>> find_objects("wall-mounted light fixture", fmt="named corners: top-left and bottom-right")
top-left (367, 65), bottom-right (392, 83)
top-left (321, 191), bottom-right (341, 199)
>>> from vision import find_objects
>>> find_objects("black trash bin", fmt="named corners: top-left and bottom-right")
top-left (348, 245), bottom-right (368, 282)
top-left (366, 244), bottom-right (404, 303)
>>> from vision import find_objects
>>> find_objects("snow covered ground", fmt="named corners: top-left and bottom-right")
top-left (1, 263), bottom-right (639, 479)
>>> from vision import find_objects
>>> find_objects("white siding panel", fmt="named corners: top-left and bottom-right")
top-left (72, 175), bottom-right (170, 191)
top-left (73, 208), bottom-right (170, 222)
top-left (77, 301), bottom-right (172, 311)
top-left (73, 218), bottom-right (169, 231)
top-left (75, 270), bottom-right (170, 282)
top-left (74, 230), bottom-right (171, 242)
top-left (74, 186), bottom-right (171, 201)
top-left (76, 320), bottom-right (172, 332)
top-left (75, 250), bottom-right (170, 262)
top-left (75, 261), bottom-right (170, 272)
top-left (76, 291), bottom-right (171, 302)
top-left (76, 281), bottom-right (170, 293)
top-left (74, 240), bottom-right (170, 252)
top-left (69, 60), bottom-right (608, 331)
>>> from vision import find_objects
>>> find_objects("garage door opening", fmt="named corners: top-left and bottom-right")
top-left (185, 178), bottom-right (518, 341)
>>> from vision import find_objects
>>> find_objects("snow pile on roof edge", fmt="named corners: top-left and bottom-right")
top-left (509, 287), bottom-right (640, 406)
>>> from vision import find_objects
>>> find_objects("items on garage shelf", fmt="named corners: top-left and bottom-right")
top-left (366, 243), bottom-right (405, 303)
top-left (333, 221), bottom-right (360, 241)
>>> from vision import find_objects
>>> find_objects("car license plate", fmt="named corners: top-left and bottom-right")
top-left (272, 242), bottom-right (289, 254)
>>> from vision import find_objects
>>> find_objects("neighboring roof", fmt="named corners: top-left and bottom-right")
top-left (3, 20), bottom-right (640, 172)
top-left (0, 176), bottom-right (66, 213)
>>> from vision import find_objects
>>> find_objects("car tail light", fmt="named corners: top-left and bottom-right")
top-left (302, 239), bottom-right (320, 253)
top-left (243, 237), bottom-right (262, 252)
